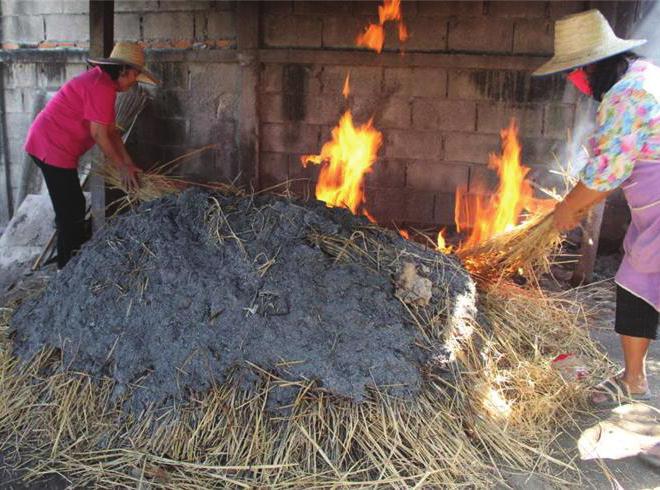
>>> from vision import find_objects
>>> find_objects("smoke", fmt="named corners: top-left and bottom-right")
top-left (632, 1), bottom-right (660, 64)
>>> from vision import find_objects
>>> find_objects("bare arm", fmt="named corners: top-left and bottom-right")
top-left (553, 182), bottom-right (613, 232)
top-left (90, 121), bottom-right (140, 191)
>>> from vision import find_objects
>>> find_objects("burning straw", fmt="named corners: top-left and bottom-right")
top-left (0, 213), bottom-right (610, 488)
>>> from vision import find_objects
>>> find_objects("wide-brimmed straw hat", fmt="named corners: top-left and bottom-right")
top-left (87, 41), bottom-right (160, 85)
top-left (532, 9), bottom-right (646, 76)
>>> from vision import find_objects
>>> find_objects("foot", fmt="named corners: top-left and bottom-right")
top-left (639, 443), bottom-right (660, 469)
top-left (591, 374), bottom-right (650, 406)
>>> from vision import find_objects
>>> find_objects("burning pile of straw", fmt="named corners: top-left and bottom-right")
top-left (0, 181), bottom-right (609, 488)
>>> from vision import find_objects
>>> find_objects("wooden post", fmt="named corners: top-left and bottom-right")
top-left (236, 1), bottom-right (260, 189)
top-left (89, 1), bottom-right (114, 232)
top-left (571, 200), bottom-right (606, 286)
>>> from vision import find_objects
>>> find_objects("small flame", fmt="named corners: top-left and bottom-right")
top-left (342, 73), bottom-right (351, 99)
top-left (399, 229), bottom-right (410, 240)
top-left (356, 0), bottom-right (408, 53)
top-left (436, 228), bottom-right (452, 254)
top-left (301, 111), bottom-right (382, 218)
top-left (456, 120), bottom-right (535, 250)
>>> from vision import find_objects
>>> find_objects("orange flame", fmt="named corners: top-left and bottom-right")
top-left (399, 229), bottom-right (410, 240)
top-left (436, 228), bottom-right (452, 254)
top-left (301, 110), bottom-right (383, 218)
top-left (342, 73), bottom-right (351, 99)
top-left (456, 120), bottom-right (536, 250)
top-left (356, 0), bottom-right (408, 53)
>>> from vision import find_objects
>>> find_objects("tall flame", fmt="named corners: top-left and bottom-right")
top-left (356, 0), bottom-right (408, 53)
top-left (301, 109), bottom-right (382, 217)
top-left (455, 120), bottom-right (536, 250)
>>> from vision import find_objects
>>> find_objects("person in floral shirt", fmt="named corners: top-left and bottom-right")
top-left (534, 9), bottom-right (659, 415)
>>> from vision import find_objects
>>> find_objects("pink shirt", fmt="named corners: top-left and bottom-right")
top-left (25, 66), bottom-right (117, 169)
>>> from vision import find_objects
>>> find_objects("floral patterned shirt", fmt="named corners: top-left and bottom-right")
top-left (580, 60), bottom-right (660, 192)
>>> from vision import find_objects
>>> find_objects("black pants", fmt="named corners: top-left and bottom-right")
top-left (615, 285), bottom-right (659, 340)
top-left (32, 156), bottom-right (86, 269)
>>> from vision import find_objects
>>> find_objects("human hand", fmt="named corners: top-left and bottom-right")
top-left (553, 200), bottom-right (582, 232)
top-left (119, 163), bottom-right (141, 194)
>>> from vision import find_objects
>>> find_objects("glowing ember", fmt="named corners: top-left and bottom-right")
top-left (356, 0), bottom-right (408, 53)
top-left (399, 229), bottom-right (410, 240)
top-left (455, 120), bottom-right (537, 250)
top-left (301, 109), bottom-right (382, 218)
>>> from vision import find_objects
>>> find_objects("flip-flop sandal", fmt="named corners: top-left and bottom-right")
top-left (591, 377), bottom-right (651, 407)
top-left (639, 452), bottom-right (660, 470)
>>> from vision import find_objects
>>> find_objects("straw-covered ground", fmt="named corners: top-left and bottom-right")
top-left (0, 185), bottom-right (613, 488)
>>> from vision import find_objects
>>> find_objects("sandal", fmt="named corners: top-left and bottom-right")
top-left (591, 376), bottom-right (651, 407)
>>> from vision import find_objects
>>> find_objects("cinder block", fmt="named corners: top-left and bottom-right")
top-left (549, 1), bottom-right (587, 19)
top-left (259, 152), bottom-right (290, 188)
top-left (143, 12), bottom-right (194, 40)
top-left (5, 113), bottom-right (33, 142)
top-left (189, 116), bottom-right (236, 149)
top-left (260, 93), bottom-right (286, 123)
top-left (61, 1), bottom-right (87, 14)
top-left (261, 64), bottom-right (282, 93)
top-left (417, 1), bottom-right (484, 17)
top-left (3, 62), bottom-right (37, 89)
top-left (322, 15), bottom-right (364, 48)
top-left (3, 88), bottom-right (34, 113)
top-left (434, 192), bottom-right (456, 226)
top-left (412, 99), bottom-right (476, 131)
top-left (364, 159), bottom-right (406, 188)
top-left (36, 62), bottom-right (65, 89)
top-left (383, 67), bottom-right (447, 98)
top-left (261, 123), bottom-right (321, 154)
top-left (151, 62), bottom-right (189, 90)
top-left (444, 132), bottom-right (500, 164)
top-left (448, 17), bottom-right (513, 53)
top-left (114, 13), bottom-right (141, 41)
top-left (378, 97), bottom-right (411, 129)
top-left (385, 129), bottom-right (444, 160)
top-left (263, 15), bottom-right (322, 48)
top-left (1, 15), bottom-right (44, 43)
top-left (405, 191), bottom-right (436, 224)
top-left (114, 1), bottom-right (159, 13)
top-left (513, 20), bottom-right (554, 55)
top-left (294, 1), bottom-right (351, 15)
top-left (322, 65), bottom-right (382, 95)
top-left (364, 186), bottom-right (407, 223)
top-left (519, 137), bottom-right (563, 166)
top-left (394, 16), bottom-right (447, 51)
top-left (44, 14), bottom-right (88, 41)
top-left (469, 165), bottom-right (500, 193)
top-left (158, 1), bottom-right (211, 11)
top-left (406, 161), bottom-right (469, 193)
top-left (64, 63), bottom-right (87, 81)
top-left (352, 1), bottom-right (381, 16)
top-left (488, 1), bottom-right (548, 18)
top-left (155, 118), bottom-right (190, 145)
top-left (197, 9), bottom-right (236, 40)
top-left (189, 62), bottom-right (239, 93)
top-left (1, 0), bottom-right (62, 15)
top-left (261, 1), bottom-right (293, 16)
top-left (476, 102), bottom-right (544, 136)
top-left (153, 89), bottom-right (186, 119)
top-left (303, 94), bottom-right (344, 125)
top-left (449, 69), bottom-right (561, 103)
top-left (543, 104), bottom-right (576, 139)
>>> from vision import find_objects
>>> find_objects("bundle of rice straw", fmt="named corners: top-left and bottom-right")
top-left (457, 212), bottom-right (562, 281)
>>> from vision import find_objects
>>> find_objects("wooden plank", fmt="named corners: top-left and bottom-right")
top-left (237, 2), bottom-right (260, 188)
top-left (89, 1), bottom-right (114, 232)
top-left (571, 200), bottom-right (606, 286)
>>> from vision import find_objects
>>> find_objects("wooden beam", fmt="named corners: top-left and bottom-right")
top-left (89, 1), bottom-right (114, 232)
top-left (236, 2), bottom-right (260, 189)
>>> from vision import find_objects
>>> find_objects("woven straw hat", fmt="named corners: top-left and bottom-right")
top-left (87, 41), bottom-right (160, 85)
top-left (532, 9), bottom-right (646, 76)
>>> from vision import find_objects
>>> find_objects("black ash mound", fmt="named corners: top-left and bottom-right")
top-left (11, 189), bottom-right (474, 412)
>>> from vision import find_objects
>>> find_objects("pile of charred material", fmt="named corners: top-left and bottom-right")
top-left (1, 188), bottom-right (607, 488)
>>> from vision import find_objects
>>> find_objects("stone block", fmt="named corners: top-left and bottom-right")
top-left (259, 152), bottom-right (290, 188)
top-left (364, 159), bottom-right (406, 188)
top-left (544, 104), bottom-right (576, 139)
top-left (261, 1), bottom-right (293, 16)
top-left (261, 64), bottom-right (282, 93)
top-left (36, 62), bottom-right (65, 89)
top-left (152, 89), bottom-right (186, 119)
top-left (190, 115), bottom-right (235, 149)
top-left (114, 13), bottom-right (141, 41)
top-left (434, 192), bottom-right (456, 225)
top-left (417, 1), bottom-right (484, 17)
top-left (114, 1), bottom-right (159, 12)
top-left (322, 65), bottom-right (382, 95)
top-left (519, 137), bottom-right (563, 167)
top-left (385, 129), bottom-right (444, 160)
top-left (513, 20), bottom-right (554, 55)
top-left (3, 63), bottom-right (37, 89)
top-left (3, 88), bottom-right (33, 113)
top-left (406, 161), bottom-right (469, 193)
top-left (449, 69), bottom-right (565, 103)
top-left (261, 123), bottom-right (321, 154)
top-left (158, 1), bottom-right (212, 11)
top-left (383, 67), bottom-right (447, 98)
top-left (197, 9), bottom-right (236, 40)
top-left (1, 0), bottom-right (62, 15)
top-left (64, 63), bottom-right (86, 81)
top-left (143, 12), bottom-right (194, 40)
top-left (189, 62), bottom-right (239, 94)
top-left (1, 15), bottom-right (44, 43)
top-left (263, 15), bottom-right (322, 48)
top-left (412, 99), bottom-right (476, 131)
top-left (444, 132), bottom-right (500, 164)
top-left (476, 102), bottom-right (544, 136)
top-left (352, 1), bottom-right (381, 15)
top-left (364, 186), bottom-right (407, 223)
top-left (448, 17), bottom-right (513, 53)
top-left (405, 191), bottom-right (436, 224)
top-left (322, 15), bottom-right (365, 48)
top-left (5, 113), bottom-right (32, 142)
top-left (305, 94), bottom-right (346, 125)
top-left (44, 14), bottom-right (88, 41)
top-left (395, 16), bottom-right (447, 51)
top-left (61, 1), bottom-right (87, 14)
top-left (469, 165), bottom-right (500, 192)
top-left (549, 1), bottom-right (587, 19)
top-left (488, 1), bottom-right (548, 18)
top-left (378, 97), bottom-right (411, 129)
top-left (294, 1), bottom-right (351, 15)
top-left (151, 62), bottom-right (189, 90)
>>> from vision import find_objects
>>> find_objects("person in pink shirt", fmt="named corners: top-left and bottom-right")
top-left (25, 42), bottom-right (159, 269)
